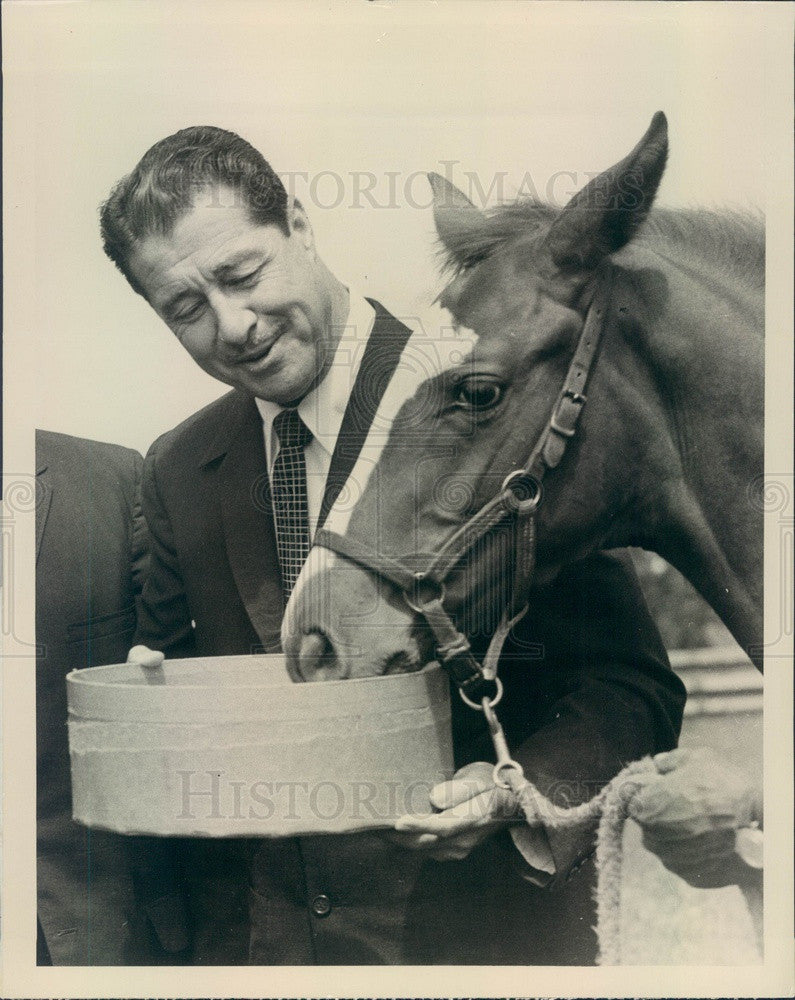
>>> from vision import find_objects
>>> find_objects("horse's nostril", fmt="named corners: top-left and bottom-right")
top-left (297, 630), bottom-right (348, 682)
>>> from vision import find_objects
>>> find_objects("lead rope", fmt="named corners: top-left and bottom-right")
top-left (411, 515), bottom-right (655, 963)
top-left (409, 501), bottom-right (655, 963)
top-left (480, 695), bottom-right (656, 965)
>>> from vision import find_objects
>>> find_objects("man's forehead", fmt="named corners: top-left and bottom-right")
top-left (129, 198), bottom-right (279, 299)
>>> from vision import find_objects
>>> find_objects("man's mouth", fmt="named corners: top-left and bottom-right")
top-left (236, 321), bottom-right (288, 366)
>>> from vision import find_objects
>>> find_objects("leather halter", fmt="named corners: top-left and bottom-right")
top-left (314, 266), bottom-right (613, 703)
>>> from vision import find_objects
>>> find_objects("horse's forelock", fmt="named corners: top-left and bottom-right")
top-left (439, 199), bottom-right (559, 274)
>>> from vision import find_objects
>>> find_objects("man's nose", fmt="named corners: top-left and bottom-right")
top-left (214, 298), bottom-right (258, 345)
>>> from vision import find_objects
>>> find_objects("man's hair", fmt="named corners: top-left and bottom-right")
top-left (99, 125), bottom-right (289, 295)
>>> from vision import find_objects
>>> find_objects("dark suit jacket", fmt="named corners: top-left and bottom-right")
top-left (36, 430), bottom-right (150, 965)
top-left (134, 302), bottom-right (686, 964)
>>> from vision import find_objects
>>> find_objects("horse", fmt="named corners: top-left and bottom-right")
top-left (283, 111), bottom-right (764, 685)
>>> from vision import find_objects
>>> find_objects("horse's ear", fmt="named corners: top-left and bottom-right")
top-left (545, 112), bottom-right (669, 271)
top-left (428, 172), bottom-right (485, 251)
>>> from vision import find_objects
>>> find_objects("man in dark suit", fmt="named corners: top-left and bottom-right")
top-left (35, 429), bottom-right (152, 964)
top-left (99, 126), bottom-right (686, 964)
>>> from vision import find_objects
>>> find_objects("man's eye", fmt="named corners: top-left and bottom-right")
top-left (226, 268), bottom-right (261, 287)
top-left (453, 376), bottom-right (505, 412)
top-left (173, 301), bottom-right (205, 323)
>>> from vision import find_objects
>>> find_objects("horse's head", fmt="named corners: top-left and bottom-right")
top-left (285, 114), bottom-right (672, 681)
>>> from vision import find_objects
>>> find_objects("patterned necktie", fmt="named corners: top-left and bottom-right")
top-left (271, 407), bottom-right (313, 599)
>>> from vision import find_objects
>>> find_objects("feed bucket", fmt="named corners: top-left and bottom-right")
top-left (67, 655), bottom-right (453, 837)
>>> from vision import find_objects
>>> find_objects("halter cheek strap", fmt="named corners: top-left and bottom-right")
top-left (313, 265), bottom-right (613, 704)
top-left (527, 266), bottom-right (613, 479)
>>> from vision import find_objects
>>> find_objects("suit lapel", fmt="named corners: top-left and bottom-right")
top-left (216, 396), bottom-right (284, 650)
top-left (318, 300), bottom-right (413, 528)
top-left (35, 458), bottom-right (52, 565)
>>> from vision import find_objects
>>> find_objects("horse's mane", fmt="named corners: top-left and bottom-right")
top-left (440, 199), bottom-right (764, 279)
top-left (640, 207), bottom-right (764, 279)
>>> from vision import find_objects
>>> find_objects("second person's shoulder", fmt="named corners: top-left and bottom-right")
top-left (145, 389), bottom-right (256, 465)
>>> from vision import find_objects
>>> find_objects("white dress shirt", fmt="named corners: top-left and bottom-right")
top-left (255, 292), bottom-right (376, 535)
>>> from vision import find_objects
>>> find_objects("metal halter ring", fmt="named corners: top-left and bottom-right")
top-left (501, 470), bottom-right (541, 513)
top-left (458, 675), bottom-right (504, 711)
top-left (403, 573), bottom-right (446, 614)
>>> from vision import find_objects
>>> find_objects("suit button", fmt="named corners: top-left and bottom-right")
top-left (311, 894), bottom-right (332, 918)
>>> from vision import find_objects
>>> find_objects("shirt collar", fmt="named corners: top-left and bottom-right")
top-left (255, 291), bottom-right (376, 465)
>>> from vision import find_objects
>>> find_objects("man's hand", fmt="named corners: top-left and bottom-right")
top-left (127, 644), bottom-right (165, 668)
top-left (627, 747), bottom-right (761, 888)
top-left (390, 762), bottom-right (531, 861)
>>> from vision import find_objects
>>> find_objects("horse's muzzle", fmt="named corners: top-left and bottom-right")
top-left (283, 547), bottom-right (428, 682)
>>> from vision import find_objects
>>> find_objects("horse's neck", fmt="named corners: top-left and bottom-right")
top-left (614, 241), bottom-right (764, 665)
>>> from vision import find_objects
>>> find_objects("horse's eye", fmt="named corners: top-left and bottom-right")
top-left (454, 376), bottom-right (504, 412)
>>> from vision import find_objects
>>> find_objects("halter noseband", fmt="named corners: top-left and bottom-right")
top-left (313, 266), bottom-right (613, 705)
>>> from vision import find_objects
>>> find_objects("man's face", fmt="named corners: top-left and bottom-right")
top-left (128, 188), bottom-right (337, 404)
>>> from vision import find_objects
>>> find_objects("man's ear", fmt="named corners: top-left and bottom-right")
top-left (288, 198), bottom-right (315, 251)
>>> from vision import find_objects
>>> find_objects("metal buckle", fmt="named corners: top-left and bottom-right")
top-left (500, 470), bottom-right (541, 513)
top-left (549, 415), bottom-right (576, 438)
top-left (549, 390), bottom-right (586, 438)
top-left (403, 572), bottom-right (446, 614)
